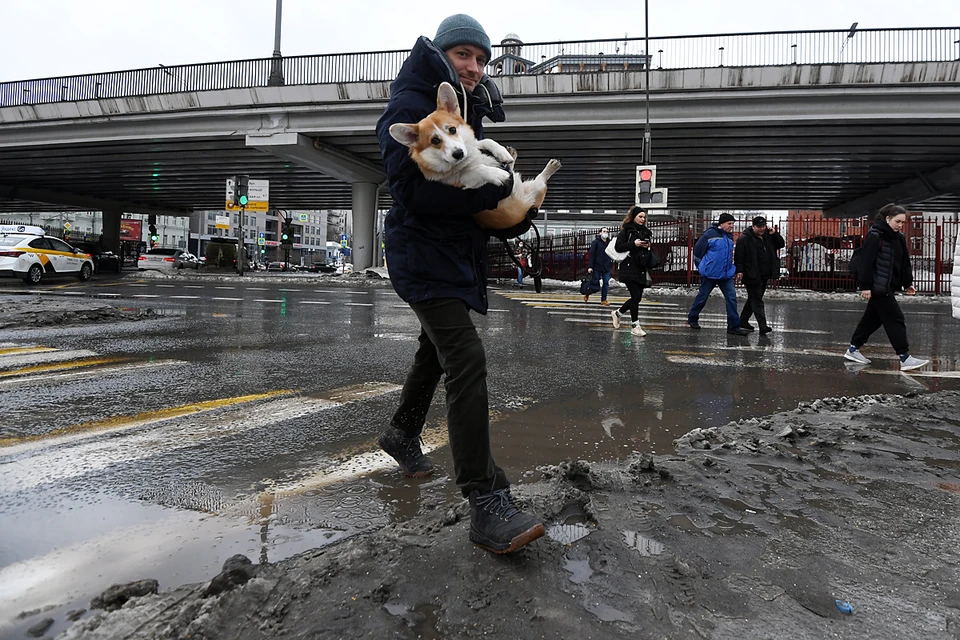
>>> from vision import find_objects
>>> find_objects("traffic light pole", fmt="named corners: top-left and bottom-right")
top-left (237, 205), bottom-right (245, 276)
top-left (643, 0), bottom-right (652, 164)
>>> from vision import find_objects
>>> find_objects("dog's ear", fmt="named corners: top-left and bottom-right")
top-left (436, 82), bottom-right (461, 117)
top-left (389, 123), bottom-right (420, 147)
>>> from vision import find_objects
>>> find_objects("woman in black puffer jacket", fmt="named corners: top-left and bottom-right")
top-left (843, 204), bottom-right (929, 371)
top-left (611, 206), bottom-right (654, 337)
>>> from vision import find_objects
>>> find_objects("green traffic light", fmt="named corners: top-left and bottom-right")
top-left (239, 195), bottom-right (248, 206)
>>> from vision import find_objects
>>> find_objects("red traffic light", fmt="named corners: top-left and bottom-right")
top-left (639, 169), bottom-right (652, 181)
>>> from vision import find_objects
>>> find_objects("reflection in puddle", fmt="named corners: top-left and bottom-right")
top-left (548, 523), bottom-right (592, 545)
top-left (563, 557), bottom-right (593, 584)
top-left (668, 513), bottom-right (758, 535)
top-left (622, 530), bottom-right (665, 556)
top-left (586, 601), bottom-right (635, 623)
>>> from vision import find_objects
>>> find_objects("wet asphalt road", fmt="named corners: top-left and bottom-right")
top-left (1, 272), bottom-right (958, 637)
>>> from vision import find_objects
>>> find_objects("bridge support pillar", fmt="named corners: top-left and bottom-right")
top-left (351, 183), bottom-right (377, 271)
top-left (101, 207), bottom-right (122, 252)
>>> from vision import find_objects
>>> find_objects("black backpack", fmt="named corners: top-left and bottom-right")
top-left (849, 230), bottom-right (880, 279)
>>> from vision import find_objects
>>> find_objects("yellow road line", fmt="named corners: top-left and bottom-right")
top-left (0, 357), bottom-right (126, 378)
top-left (0, 390), bottom-right (294, 449)
top-left (0, 346), bottom-right (58, 356)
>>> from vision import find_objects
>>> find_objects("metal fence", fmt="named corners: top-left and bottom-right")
top-left (3, 27), bottom-right (958, 107)
top-left (489, 214), bottom-right (959, 295)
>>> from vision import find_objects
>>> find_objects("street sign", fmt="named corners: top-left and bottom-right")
top-left (225, 178), bottom-right (269, 212)
top-left (258, 231), bottom-right (265, 238)
top-left (257, 238), bottom-right (266, 246)
top-left (215, 215), bottom-right (230, 230)
top-left (63, 222), bottom-right (72, 230)
top-left (299, 213), bottom-right (309, 222)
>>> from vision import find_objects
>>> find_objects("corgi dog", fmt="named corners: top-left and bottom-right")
top-left (389, 82), bottom-right (561, 230)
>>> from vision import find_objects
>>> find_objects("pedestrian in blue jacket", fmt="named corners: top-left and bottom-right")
top-left (584, 227), bottom-right (613, 304)
top-left (375, 14), bottom-right (544, 554)
top-left (688, 213), bottom-right (750, 335)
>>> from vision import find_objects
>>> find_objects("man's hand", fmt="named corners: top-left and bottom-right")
top-left (905, 286), bottom-right (917, 296)
top-left (634, 239), bottom-right (643, 247)
top-left (587, 268), bottom-right (593, 274)
top-left (496, 167), bottom-right (515, 201)
top-left (861, 290), bottom-right (872, 300)
top-left (735, 273), bottom-right (743, 284)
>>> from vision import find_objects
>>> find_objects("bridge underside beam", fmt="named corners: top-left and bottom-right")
top-left (245, 132), bottom-right (384, 184)
top-left (0, 183), bottom-right (189, 217)
top-left (824, 162), bottom-right (960, 218)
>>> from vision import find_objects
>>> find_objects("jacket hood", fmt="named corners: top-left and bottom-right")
top-left (392, 37), bottom-right (505, 124)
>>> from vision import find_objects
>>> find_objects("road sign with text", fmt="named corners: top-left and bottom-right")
top-left (225, 178), bottom-right (269, 211)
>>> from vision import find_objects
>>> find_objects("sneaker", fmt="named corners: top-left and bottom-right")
top-left (600, 300), bottom-right (610, 306)
top-left (689, 321), bottom-right (701, 330)
top-left (611, 310), bottom-right (621, 329)
top-left (468, 489), bottom-right (545, 554)
top-left (759, 326), bottom-right (774, 335)
top-left (631, 324), bottom-right (646, 337)
top-left (377, 426), bottom-right (434, 477)
top-left (740, 324), bottom-right (756, 332)
top-left (727, 327), bottom-right (750, 336)
top-left (843, 348), bottom-right (871, 365)
top-left (900, 356), bottom-right (930, 372)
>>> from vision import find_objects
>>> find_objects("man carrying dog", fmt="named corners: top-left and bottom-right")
top-left (375, 14), bottom-right (545, 554)
top-left (734, 215), bottom-right (785, 334)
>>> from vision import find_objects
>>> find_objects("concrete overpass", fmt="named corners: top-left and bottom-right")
top-left (1, 27), bottom-right (959, 268)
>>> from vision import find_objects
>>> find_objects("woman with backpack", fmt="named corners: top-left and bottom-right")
top-left (610, 206), bottom-right (654, 337)
top-left (843, 204), bottom-right (929, 371)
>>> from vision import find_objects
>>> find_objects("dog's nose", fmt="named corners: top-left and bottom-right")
top-left (452, 148), bottom-right (464, 160)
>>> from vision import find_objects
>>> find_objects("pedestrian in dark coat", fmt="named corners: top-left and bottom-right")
top-left (610, 206), bottom-right (654, 337)
top-left (375, 14), bottom-right (544, 554)
top-left (843, 204), bottom-right (929, 371)
top-left (734, 215), bottom-right (785, 334)
top-left (584, 227), bottom-right (613, 304)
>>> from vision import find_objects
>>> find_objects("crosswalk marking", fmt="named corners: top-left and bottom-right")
top-left (0, 390), bottom-right (294, 453)
top-left (0, 383), bottom-right (402, 491)
top-left (0, 349), bottom-right (100, 370)
top-left (0, 359), bottom-right (180, 388)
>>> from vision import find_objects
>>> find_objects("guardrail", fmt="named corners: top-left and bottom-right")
top-left (2, 27), bottom-right (958, 107)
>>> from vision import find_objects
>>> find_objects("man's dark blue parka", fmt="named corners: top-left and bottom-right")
top-left (376, 37), bottom-right (509, 314)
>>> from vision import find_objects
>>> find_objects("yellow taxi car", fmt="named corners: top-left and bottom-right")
top-left (0, 224), bottom-right (95, 285)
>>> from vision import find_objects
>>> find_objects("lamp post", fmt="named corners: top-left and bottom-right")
top-left (268, 0), bottom-right (285, 86)
top-left (643, 0), bottom-right (651, 164)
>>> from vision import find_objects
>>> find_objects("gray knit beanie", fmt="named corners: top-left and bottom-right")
top-left (433, 14), bottom-right (492, 59)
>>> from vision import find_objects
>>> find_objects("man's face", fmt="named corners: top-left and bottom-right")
top-left (720, 221), bottom-right (734, 232)
top-left (445, 44), bottom-right (488, 92)
top-left (753, 224), bottom-right (766, 234)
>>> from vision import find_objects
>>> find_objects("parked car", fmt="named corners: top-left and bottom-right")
top-left (306, 261), bottom-right (337, 273)
top-left (73, 241), bottom-right (123, 273)
top-left (138, 248), bottom-right (197, 271)
top-left (0, 226), bottom-right (95, 284)
top-left (267, 261), bottom-right (293, 272)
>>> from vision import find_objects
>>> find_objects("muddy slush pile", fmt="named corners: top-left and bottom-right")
top-left (0, 296), bottom-right (155, 329)
top-left (61, 391), bottom-right (960, 639)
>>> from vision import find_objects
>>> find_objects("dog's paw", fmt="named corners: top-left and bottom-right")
top-left (478, 165), bottom-right (510, 186)
top-left (546, 159), bottom-right (562, 172)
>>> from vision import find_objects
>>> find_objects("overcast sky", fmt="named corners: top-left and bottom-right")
top-left (2, 0), bottom-right (956, 81)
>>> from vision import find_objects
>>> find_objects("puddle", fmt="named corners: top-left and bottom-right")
top-left (563, 557), bottom-right (593, 584)
top-left (668, 513), bottom-right (758, 535)
top-left (547, 523), bottom-right (592, 545)
top-left (622, 530), bottom-right (665, 556)
top-left (585, 600), bottom-right (634, 623)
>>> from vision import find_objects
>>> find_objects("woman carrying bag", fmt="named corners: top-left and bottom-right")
top-left (610, 206), bottom-right (655, 337)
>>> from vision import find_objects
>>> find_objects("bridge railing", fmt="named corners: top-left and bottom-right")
top-left (2, 27), bottom-right (958, 107)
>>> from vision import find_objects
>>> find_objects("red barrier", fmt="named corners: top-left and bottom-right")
top-left (488, 213), bottom-right (959, 295)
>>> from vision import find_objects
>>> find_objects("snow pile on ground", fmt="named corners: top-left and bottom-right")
top-left (55, 391), bottom-right (960, 640)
